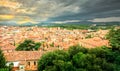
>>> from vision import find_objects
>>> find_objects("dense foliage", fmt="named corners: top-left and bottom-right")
top-left (0, 68), bottom-right (9, 71)
top-left (38, 45), bottom-right (120, 71)
top-left (0, 49), bottom-right (6, 68)
top-left (16, 39), bottom-right (41, 51)
top-left (109, 29), bottom-right (120, 51)
top-left (38, 29), bottom-right (120, 71)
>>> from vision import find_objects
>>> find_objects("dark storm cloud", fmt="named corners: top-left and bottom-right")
top-left (82, 0), bottom-right (120, 16)
top-left (0, 0), bottom-right (120, 24)
top-left (49, 0), bottom-right (120, 22)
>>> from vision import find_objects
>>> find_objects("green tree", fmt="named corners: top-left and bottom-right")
top-left (0, 49), bottom-right (6, 68)
top-left (16, 39), bottom-right (41, 51)
top-left (109, 29), bottom-right (120, 51)
top-left (72, 52), bottom-right (102, 71)
top-left (38, 45), bottom-right (118, 71)
top-left (68, 45), bottom-right (87, 58)
top-left (72, 51), bottom-right (114, 71)
top-left (88, 47), bottom-right (111, 58)
top-left (35, 42), bottom-right (41, 50)
top-left (106, 28), bottom-right (115, 39)
top-left (38, 50), bottom-right (70, 71)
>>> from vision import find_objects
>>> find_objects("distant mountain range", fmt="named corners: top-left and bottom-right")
top-left (0, 21), bottom-right (120, 26)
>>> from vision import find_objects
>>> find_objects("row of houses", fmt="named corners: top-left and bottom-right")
top-left (0, 44), bottom-right (43, 71)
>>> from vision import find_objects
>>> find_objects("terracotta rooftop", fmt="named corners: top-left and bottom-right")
top-left (4, 51), bottom-right (43, 62)
top-left (0, 44), bottom-right (16, 51)
top-left (79, 37), bottom-right (109, 48)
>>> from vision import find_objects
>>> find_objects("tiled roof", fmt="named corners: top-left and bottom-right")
top-left (79, 37), bottom-right (109, 48)
top-left (4, 51), bottom-right (43, 62)
top-left (0, 44), bottom-right (16, 51)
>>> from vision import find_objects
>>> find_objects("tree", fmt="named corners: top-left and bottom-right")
top-left (0, 49), bottom-right (6, 68)
top-left (72, 52), bottom-right (103, 71)
top-left (68, 45), bottom-right (87, 58)
top-left (16, 39), bottom-right (41, 51)
top-left (106, 28), bottom-right (116, 39)
top-left (38, 50), bottom-right (70, 71)
top-left (72, 51), bottom-right (115, 71)
top-left (109, 29), bottom-right (120, 51)
top-left (34, 42), bottom-right (41, 50)
top-left (38, 45), bottom-right (118, 71)
top-left (88, 47), bottom-right (111, 58)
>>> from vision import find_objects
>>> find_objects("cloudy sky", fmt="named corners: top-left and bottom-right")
top-left (0, 0), bottom-right (120, 25)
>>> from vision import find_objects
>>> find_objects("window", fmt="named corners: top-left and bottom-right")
top-left (27, 62), bottom-right (30, 66)
top-left (34, 61), bottom-right (36, 65)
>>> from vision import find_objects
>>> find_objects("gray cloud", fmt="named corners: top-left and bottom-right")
top-left (0, 7), bottom-right (12, 14)
top-left (49, 0), bottom-right (120, 22)
top-left (0, 0), bottom-right (120, 24)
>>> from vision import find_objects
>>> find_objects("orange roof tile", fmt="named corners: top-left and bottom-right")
top-left (0, 44), bottom-right (16, 51)
top-left (4, 51), bottom-right (43, 62)
top-left (79, 37), bottom-right (109, 48)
